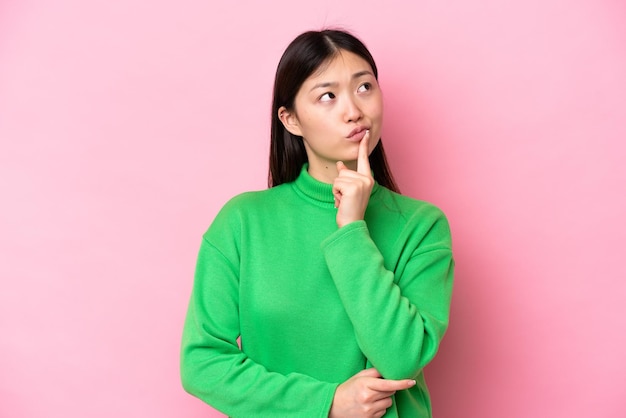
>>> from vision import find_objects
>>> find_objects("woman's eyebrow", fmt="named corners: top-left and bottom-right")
top-left (309, 81), bottom-right (338, 91)
top-left (309, 70), bottom-right (374, 92)
top-left (352, 70), bottom-right (373, 79)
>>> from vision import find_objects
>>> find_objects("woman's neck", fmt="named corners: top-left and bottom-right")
top-left (307, 160), bottom-right (357, 184)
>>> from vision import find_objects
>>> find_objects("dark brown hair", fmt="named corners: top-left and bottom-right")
top-left (268, 29), bottom-right (399, 192)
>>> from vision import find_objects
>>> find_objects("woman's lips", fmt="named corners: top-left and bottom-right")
top-left (346, 127), bottom-right (368, 142)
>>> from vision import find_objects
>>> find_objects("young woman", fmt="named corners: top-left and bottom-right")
top-left (181, 29), bottom-right (454, 418)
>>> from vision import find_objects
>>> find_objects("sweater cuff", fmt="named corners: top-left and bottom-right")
top-left (320, 220), bottom-right (369, 250)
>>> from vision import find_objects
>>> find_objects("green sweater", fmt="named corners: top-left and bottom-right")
top-left (181, 165), bottom-right (454, 417)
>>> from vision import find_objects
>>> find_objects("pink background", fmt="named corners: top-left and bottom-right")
top-left (1, 1), bottom-right (625, 417)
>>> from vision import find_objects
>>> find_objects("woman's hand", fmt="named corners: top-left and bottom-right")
top-left (329, 368), bottom-right (416, 418)
top-left (333, 130), bottom-right (375, 228)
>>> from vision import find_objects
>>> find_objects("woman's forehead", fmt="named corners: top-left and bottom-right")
top-left (306, 50), bottom-right (373, 83)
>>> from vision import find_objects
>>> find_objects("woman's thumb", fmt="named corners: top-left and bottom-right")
top-left (355, 368), bottom-right (382, 379)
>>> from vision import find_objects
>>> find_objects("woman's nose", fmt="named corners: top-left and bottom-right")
top-left (343, 97), bottom-right (363, 123)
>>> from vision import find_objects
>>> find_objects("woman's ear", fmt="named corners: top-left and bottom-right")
top-left (278, 106), bottom-right (303, 137)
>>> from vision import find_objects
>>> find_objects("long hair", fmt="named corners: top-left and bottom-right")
top-left (268, 29), bottom-right (399, 192)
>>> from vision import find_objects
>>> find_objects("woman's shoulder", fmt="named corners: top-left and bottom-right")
top-left (221, 184), bottom-right (289, 211)
top-left (373, 187), bottom-right (452, 248)
top-left (203, 186), bottom-right (288, 238)
top-left (210, 184), bottom-right (293, 223)
top-left (375, 186), bottom-right (447, 220)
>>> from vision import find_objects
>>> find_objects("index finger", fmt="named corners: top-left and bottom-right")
top-left (356, 129), bottom-right (371, 176)
top-left (367, 377), bottom-right (416, 393)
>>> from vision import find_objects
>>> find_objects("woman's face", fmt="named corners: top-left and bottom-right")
top-left (279, 49), bottom-right (383, 182)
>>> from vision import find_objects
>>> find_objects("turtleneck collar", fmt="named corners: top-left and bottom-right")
top-left (291, 163), bottom-right (379, 208)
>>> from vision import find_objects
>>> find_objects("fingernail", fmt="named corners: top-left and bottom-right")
top-left (408, 380), bottom-right (416, 387)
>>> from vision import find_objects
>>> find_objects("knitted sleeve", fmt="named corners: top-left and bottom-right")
top-left (320, 204), bottom-right (454, 380)
top-left (180, 202), bottom-right (337, 417)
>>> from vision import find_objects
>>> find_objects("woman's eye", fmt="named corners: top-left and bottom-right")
top-left (319, 92), bottom-right (335, 102)
top-left (357, 83), bottom-right (372, 93)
